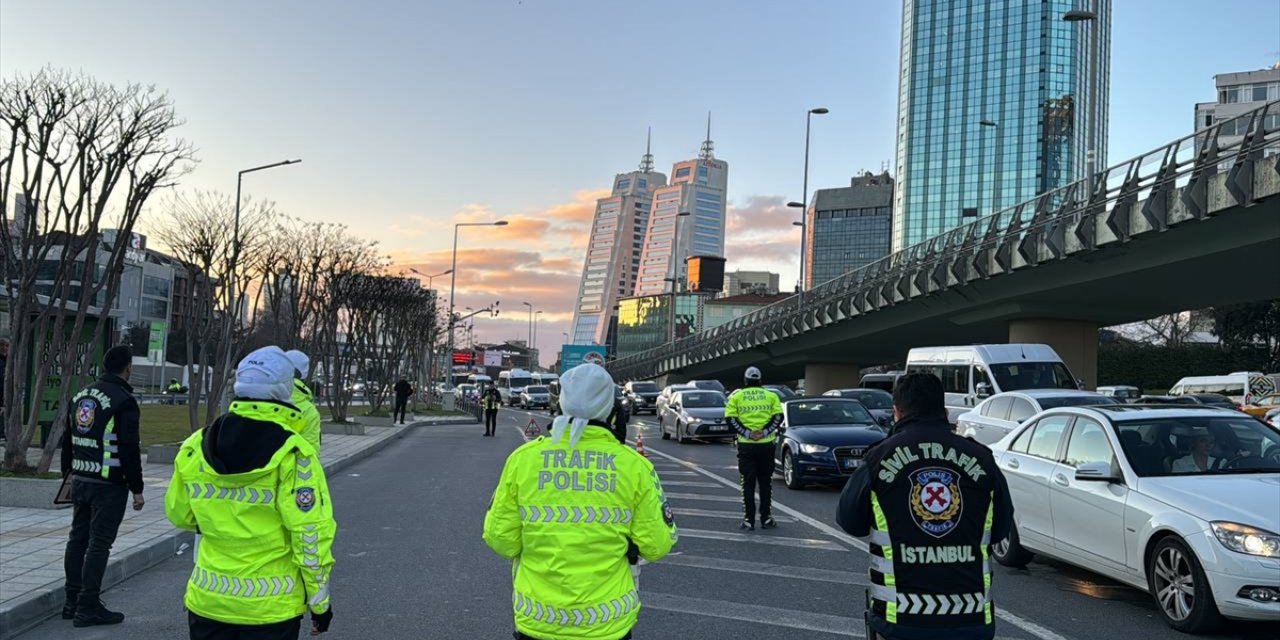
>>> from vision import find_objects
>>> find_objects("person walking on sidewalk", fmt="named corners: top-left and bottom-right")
top-left (725, 366), bottom-right (784, 531)
top-left (165, 346), bottom-right (337, 639)
top-left (285, 350), bottom-right (323, 452)
top-left (482, 382), bottom-right (501, 436)
top-left (484, 363), bottom-right (678, 640)
top-left (60, 345), bottom-right (145, 627)
top-left (393, 378), bottom-right (413, 425)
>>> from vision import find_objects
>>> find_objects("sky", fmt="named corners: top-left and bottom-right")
top-left (3, 0), bottom-right (1278, 366)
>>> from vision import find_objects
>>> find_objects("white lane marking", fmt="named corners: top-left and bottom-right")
top-left (656, 470), bottom-right (700, 476)
top-left (678, 528), bottom-right (845, 551)
top-left (640, 441), bottom-right (1077, 640)
top-left (670, 507), bottom-right (795, 523)
top-left (664, 492), bottom-right (740, 503)
top-left (642, 592), bottom-right (861, 637)
top-left (657, 480), bottom-right (725, 488)
top-left (655, 554), bottom-right (866, 585)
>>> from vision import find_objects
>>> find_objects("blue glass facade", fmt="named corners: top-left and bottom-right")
top-left (892, 0), bottom-right (1110, 252)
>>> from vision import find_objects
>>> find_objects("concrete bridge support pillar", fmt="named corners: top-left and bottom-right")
top-left (804, 363), bottom-right (862, 396)
top-left (1007, 319), bottom-right (1099, 390)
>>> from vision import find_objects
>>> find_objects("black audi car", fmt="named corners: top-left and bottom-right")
top-left (774, 397), bottom-right (887, 489)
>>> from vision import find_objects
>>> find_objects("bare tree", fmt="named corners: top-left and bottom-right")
top-left (0, 69), bottom-right (194, 472)
top-left (306, 232), bottom-right (383, 424)
top-left (1136, 310), bottom-right (1212, 347)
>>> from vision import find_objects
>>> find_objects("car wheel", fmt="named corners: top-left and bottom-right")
top-left (991, 523), bottom-right (1034, 568)
top-left (1147, 536), bottom-right (1222, 633)
top-left (783, 450), bottom-right (804, 490)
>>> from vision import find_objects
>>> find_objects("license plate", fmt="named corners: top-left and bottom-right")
top-left (842, 458), bottom-right (861, 470)
top-left (710, 425), bottom-right (729, 432)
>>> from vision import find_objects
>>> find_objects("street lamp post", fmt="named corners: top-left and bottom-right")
top-left (409, 267), bottom-right (452, 386)
top-left (522, 301), bottom-right (534, 367)
top-left (787, 107), bottom-right (828, 292)
top-left (1064, 5), bottom-right (1102, 200)
top-left (979, 119), bottom-right (1002, 215)
top-left (534, 310), bottom-right (543, 369)
top-left (448, 221), bottom-right (507, 384)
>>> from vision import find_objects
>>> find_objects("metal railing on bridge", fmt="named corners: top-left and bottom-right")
top-left (608, 100), bottom-right (1280, 382)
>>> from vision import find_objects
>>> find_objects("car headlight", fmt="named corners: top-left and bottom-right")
top-left (686, 417), bottom-right (701, 424)
top-left (799, 443), bottom-right (830, 455)
top-left (1211, 522), bottom-right (1280, 558)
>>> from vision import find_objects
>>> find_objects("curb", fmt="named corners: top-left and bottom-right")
top-left (0, 428), bottom-right (407, 640)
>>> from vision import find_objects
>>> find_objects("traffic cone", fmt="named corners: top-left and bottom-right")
top-left (635, 430), bottom-right (648, 458)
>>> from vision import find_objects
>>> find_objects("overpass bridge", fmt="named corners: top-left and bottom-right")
top-left (607, 100), bottom-right (1280, 391)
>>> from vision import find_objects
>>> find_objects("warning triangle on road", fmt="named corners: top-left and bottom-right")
top-left (525, 418), bottom-right (541, 438)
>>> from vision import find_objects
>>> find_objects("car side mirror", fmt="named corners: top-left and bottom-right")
top-left (976, 382), bottom-right (992, 399)
top-left (1074, 461), bottom-right (1118, 483)
top-left (1076, 377), bottom-right (1086, 389)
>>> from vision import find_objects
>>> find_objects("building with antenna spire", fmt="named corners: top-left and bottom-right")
top-left (569, 130), bottom-right (669, 346)
top-left (634, 113), bottom-right (729, 297)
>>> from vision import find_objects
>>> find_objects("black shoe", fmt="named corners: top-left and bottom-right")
top-left (761, 516), bottom-right (777, 529)
top-left (73, 603), bottom-right (125, 627)
top-left (61, 600), bottom-right (76, 620)
top-left (739, 519), bottom-right (755, 531)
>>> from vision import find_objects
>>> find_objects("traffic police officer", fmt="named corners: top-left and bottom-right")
top-left (61, 345), bottom-right (145, 626)
top-left (484, 363), bottom-right (677, 640)
top-left (285, 350), bottom-right (322, 452)
top-left (836, 373), bottom-right (1013, 640)
top-left (483, 382), bottom-right (501, 437)
top-left (166, 346), bottom-right (336, 639)
top-left (725, 366), bottom-right (783, 531)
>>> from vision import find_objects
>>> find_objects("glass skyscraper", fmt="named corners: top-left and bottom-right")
top-left (892, 0), bottom-right (1110, 252)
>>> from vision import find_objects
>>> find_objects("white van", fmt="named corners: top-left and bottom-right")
top-left (497, 369), bottom-right (534, 406)
top-left (532, 372), bottom-right (559, 387)
top-left (1168, 372), bottom-right (1276, 405)
top-left (467, 373), bottom-right (493, 391)
top-left (905, 344), bottom-right (1081, 423)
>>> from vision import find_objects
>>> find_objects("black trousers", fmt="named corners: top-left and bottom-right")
top-left (737, 442), bottom-right (775, 523)
top-left (485, 409), bottom-right (498, 435)
top-left (64, 480), bottom-right (128, 607)
top-left (188, 611), bottom-right (302, 640)
top-left (394, 396), bottom-right (409, 423)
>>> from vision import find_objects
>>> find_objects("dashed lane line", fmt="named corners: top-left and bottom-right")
top-left (677, 528), bottom-right (845, 551)
top-left (669, 507), bottom-right (795, 523)
top-left (655, 553), bottom-right (865, 585)
top-left (641, 592), bottom-right (860, 637)
top-left (655, 480), bottom-right (725, 488)
top-left (664, 492), bottom-right (740, 503)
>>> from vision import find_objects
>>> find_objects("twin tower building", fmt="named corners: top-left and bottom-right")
top-left (570, 119), bottom-right (728, 347)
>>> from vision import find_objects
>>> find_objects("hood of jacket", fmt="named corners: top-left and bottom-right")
top-left (200, 399), bottom-right (303, 475)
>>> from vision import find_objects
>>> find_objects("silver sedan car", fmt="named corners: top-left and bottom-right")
top-left (659, 390), bottom-right (732, 444)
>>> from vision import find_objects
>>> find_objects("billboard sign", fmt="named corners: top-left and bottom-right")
top-left (560, 344), bottom-right (607, 374)
top-left (483, 350), bottom-right (503, 367)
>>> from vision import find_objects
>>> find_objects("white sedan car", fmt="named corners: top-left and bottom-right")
top-left (957, 389), bottom-right (1120, 445)
top-left (989, 405), bottom-right (1280, 633)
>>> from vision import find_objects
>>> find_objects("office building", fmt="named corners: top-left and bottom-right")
top-left (615, 293), bottom-right (704, 359)
top-left (806, 172), bottom-right (894, 288)
top-left (892, 0), bottom-right (1111, 252)
top-left (634, 116), bottom-right (729, 297)
top-left (1194, 65), bottom-right (1280, 150)
top-left (570, 134), bottom-right (668, 345)
top-left (722, 270), bottom-right (780, 297)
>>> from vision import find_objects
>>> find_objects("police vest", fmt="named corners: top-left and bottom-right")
top-left (67, 376), bottom-right (136, 483)
top-left (726, 387), bottom-right (782, 444)
top-left (484, 392), bottom-right (500, 411)
top-left (862, 422), bottom-right (1002, 630)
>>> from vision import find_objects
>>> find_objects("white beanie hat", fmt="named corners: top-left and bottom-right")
top-left (284, 349), bottom-right (310, 379)
top-left (550, 363), bottom-right (616, 448)
top-left (234, 346), bottom-right (294, 403)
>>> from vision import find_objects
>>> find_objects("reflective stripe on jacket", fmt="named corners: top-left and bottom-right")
top-left (725, 386), bottom-right (783, 444)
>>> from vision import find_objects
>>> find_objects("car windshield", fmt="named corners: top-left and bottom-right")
top-left (680, 392), bottom-right (725, 408)
top-left (1190, 394), bottom-right (1234, 407)
top-left (459, 385), bottom-right (476, 392)
top-left (766, 386), bottom-right (796, 399)
top-left (631, 382), bottom-right (659, 393)
top-left (1114, 416), bottom-right (1280, 476)
top-left (843, 390), bottom-right (892, 410)
top-left (787, 400), bottom-right (876, 426)
top-left (988, 362), bottom-right (1078, 391)
top-left (1037, 395), bottom-right (1120, 409)
top-left (508, 376), bottom-right (533, 389)
top-left (692, 380), bottom-right (725, 392)
top-left (526, 386), bottom-right (547, 394)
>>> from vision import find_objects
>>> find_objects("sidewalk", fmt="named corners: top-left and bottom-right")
top-left (0, 421), bottom-right (415, 640)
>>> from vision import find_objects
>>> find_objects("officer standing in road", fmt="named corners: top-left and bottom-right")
top-left (60, 345), bottom-right (145, 626)
top-left (725, 366), bottom-right (783, 531)
top-left (285, 350), bottom-right (323, 452)
top-left (483, 381), bottom-right (501, 437)
top-left (165, 346), bottom-right (336, 639)
top-left (484, 363), bottom-right (677, 640)
top-left (836, 373), bottom-right (1013, 640)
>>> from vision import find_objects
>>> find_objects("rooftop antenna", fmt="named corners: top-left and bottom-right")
top-left (639, 127), bottom-right (654, 173)
top-left (699, 111), bottom-right (715, 160)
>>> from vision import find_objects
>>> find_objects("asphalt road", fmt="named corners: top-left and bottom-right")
top-left (17, 408), bottom-right (1277, 640)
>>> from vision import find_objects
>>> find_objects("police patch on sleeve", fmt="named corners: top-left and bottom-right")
top-left (75, 398), bottom-right (97, 434)
top-left (662, 500), bottom-right (674, 527)
top-left (295, 487), bottom-right (316, 512)
top-left (909, 467), bottom-right (963, 538)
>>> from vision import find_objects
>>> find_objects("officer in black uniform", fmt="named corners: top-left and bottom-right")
top-left (60, 345), bottom-right (146, 627)
top-left (836, 373), bottom-right (1013, 640)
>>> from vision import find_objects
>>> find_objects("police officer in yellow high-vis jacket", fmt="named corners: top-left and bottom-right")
top-left (725, 366), bottom-right (784, 531)
top-left (166, 346), bottom-right (336, 639)
top-left (484, 363), bottom-right (677, 640)
top-left (285, 349), bottom-right (322, 452)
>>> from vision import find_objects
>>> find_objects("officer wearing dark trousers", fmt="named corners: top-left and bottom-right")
top-left (60, 345), bottom-right (145, 627)
top-left (482, 383), bottom-right (500, 436)
top-left (393, 379), bottom-right (412, 424)
top-left (725, 367), bottom-right (784, 531)
top-left (836, 373), bottom-right (1013, 640)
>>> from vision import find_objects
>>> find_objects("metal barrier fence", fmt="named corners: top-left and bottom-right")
top-left (608, 99), bottom-right (1280, 382)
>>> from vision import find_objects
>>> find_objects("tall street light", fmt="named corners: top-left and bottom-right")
top-left (534, 310), bottom-right (543, 369)
top-left (1064, 5), bottom-right (1102, 199)
top-left (409, 267), bottom-right (452, 386)
top-left (979, 119), bottom-right (1002, 215)
top-left (448, 221), bottom-right (507, 382)
top-left (787, 107), bottom-right (828, 292)
top-left (410, 267), bottom-right (453, 292)
top-left (522, 301), bottom-right (534, 367)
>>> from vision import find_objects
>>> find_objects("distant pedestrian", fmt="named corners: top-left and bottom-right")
top-left (285, 350), bottom-right (323, 452)
top-left (61, 345), bottom-right (145, 627)
top-left (484, 363), bottom-right (677, 640)
top-left (725, 366), bottom-right (783, 531)
top-left (166, 346), bottom-right (336, 639)
top-left (482, 382), bottom-right (500, 436)
top-left (393, 378), bottom-right (413, 425)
